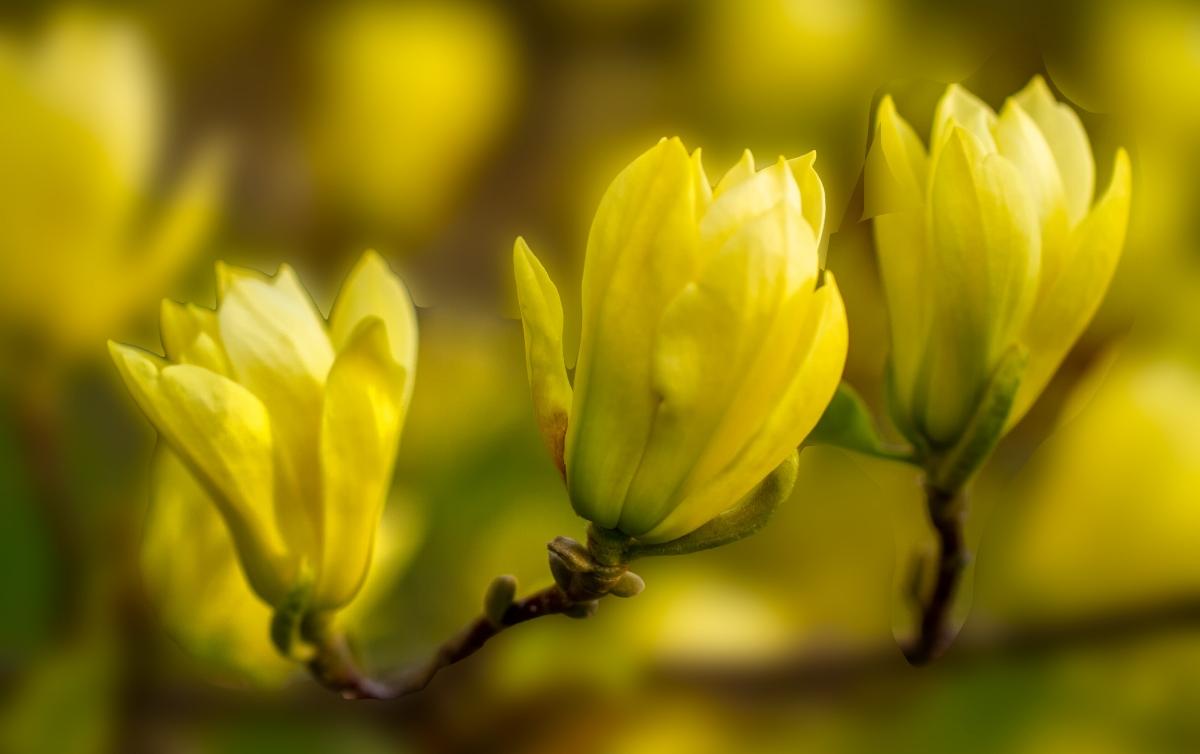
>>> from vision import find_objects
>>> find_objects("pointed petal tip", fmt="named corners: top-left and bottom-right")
top-left (790, 150), bottom-right (817, 168)
top-left (512, 236), bottom-right (541, 277)
top-left (109, 340), bottom-right (166, 381)
top-left (1113, 146), bottom-right (1131, 178)
top-left (1025, 73), bottom-right (1051, 97)
top-left (358, 248), bottom-right (391, 271)
top-left (1099, 147), bottom-right (1132, 206)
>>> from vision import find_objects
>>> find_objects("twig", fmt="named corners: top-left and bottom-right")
top-left (904, 485), bottom-right (968, 665)
top-left (306, 530), bottom-right (639, 699)
top-left (309, 583), bottom-right (587, 700)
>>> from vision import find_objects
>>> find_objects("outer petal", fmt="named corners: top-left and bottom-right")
top-left (932, 84), bottom-right (998, 155)
top-left (1014, 75), bottom-right (1095, 224)
top-left (787, 151), bottom-right (827, 246)
top-left (865, 96), bottom-right (930, 418)
top-left (566, 137), bottom-right (704, 528)
top-left (864, 95), bottom-right (929, 218)
top-left (218, 273), bottom-right (334, 561)
top-left (312, 318), bottom-right (408, 610)
top-left (618, 196), bottom-right (816, 535)
top-left (108, 343), bottom-right (291, 603)
top-left (142, 446), bottom-right (291, 684)
top-left (512, 237), bottom-right (572, 476)
top-left (921, 126), bottom-right (1041, 444)
top-left (1010, 149), bottom-right (1131, 425)
top-left (328, 250), bottom-right (418, 406)
top-left (641, 276), bottom-right (847, 543)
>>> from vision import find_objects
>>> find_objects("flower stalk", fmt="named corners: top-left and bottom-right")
top-left (904, 484), bottom-right (968, 666)
top-left (296, 449), bottom-right (796, 698)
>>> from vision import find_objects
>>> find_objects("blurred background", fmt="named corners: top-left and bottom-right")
top-left (1, 0), bottom-right (1199, 752)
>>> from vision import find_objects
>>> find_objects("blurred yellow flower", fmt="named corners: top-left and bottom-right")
top-left (0, 10), bottom-right (221, 362)
top-left (866, 78), bottom-right (1131, 447)
top-left (142, 446), bottom-right (424, 685)
top-left (987, 351), bottom-right (1200, 620)
top-left (514, 138), bottom-right (847, 544)
top-left (109, 251), bottom-right (417, 615)
top-left (306, 1), bottom-right (517, 237)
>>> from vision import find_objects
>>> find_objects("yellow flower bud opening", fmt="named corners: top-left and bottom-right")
top-left (515, 139), bottom-right (848, 544)
top-left (866, 77), bottom-right (1132, 448)
top-left (110, 251), bottom-right (418, 613)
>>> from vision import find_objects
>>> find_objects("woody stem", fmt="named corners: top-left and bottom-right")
top-left (905, 485), bottom-right (968, 665)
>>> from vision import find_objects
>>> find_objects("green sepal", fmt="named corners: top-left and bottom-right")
top-left (884, 357), bottom-right (932, 458)
top-left (269, 580), bottom-right (312, 661)
top-left (927, 345), bottom-right (1028, 493)
top-left (627, 450), bottom-right (799, 559)
top-left (807, 381), bottom-right (917, 463)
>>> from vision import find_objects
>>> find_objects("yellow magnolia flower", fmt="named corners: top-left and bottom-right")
top-left (866, 77), bottom-right (1132, 447)
top-left (0, 10), bottom-right (221, 361)
top-left (514, 138), bottom-right (848, 544)
top-left (109, 251), bottom-right (417, 614)
top-left (142, 446), bottom-right (424, 685)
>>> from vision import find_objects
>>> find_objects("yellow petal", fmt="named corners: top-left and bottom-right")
top-left (699, 157), bottom-right (802, 248)
top-left (932, 84), bottom-right (998, 155)
top-left (312, 318), bottom-right (408, 611)
top-left (566, 137), bottom-right (704, 529)
top-left (1011, 148), bottom-right (1131, 426)
top-left (713, 149), bottom-right (757, 197)
top-left (864, 95), bottom-right (929, 218)
top-left (160, 299), bottom-right (229, 374)
top-left (1014, 75), bottom-right (1095, 224)
top-left (218, 273), bottom-right (334, 561)
top-left (994, 100), bottom-right (1074, 300)
top-left (920, 126), bottom-right (1041, 444)
top-left (328, 250), bottom-right (418, 406)
top-left (214, 260), bottom-right (322, 319)
top-left (642, 276), bottom-right (847, 543)
top-left (621, 196), bottom-right (820, 535)
top-left (787, 151), bottom-right (826, 246)
top-left (513, 237), bottom-right (572, 476)
top-left (142, 446), bottom-right (291, 685)
top-left (866, 96), bottom-right (931, 420)
top-left (108, 343), bottom-right (292, 603)
top-left (690, 147), bottom-right (713, 208)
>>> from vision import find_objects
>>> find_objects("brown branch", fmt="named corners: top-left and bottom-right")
top-left (306, 530), bottom-right (639, 699)
top-left (904, 485), bottom-right (968, 665)
top-left (308, 583), bottom-right (587, 700)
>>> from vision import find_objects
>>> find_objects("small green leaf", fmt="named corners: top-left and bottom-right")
top-left (808, 382), bottom-right (916, 463)
top-left (627, 450), bottom-right (800, 559)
